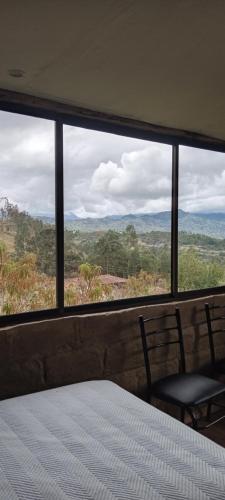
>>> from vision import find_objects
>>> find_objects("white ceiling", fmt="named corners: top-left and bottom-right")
top-left (0, 0), bottom-right (225, 140)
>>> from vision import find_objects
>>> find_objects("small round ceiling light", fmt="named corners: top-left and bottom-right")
top-left (8, 69), bottom-right (25, 78)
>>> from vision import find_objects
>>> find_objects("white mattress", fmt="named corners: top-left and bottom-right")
top-left (0, 380), bottom-right (225, 499)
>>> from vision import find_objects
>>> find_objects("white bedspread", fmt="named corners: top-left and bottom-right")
top-left (0, 380), bottom-right (225, 499)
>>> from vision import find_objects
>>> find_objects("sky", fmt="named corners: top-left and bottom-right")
top-left (0, 110), bottom-right (225, 218)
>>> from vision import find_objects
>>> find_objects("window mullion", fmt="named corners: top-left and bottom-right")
top-left (171, 144), bottom-right (179, 295)
top-left (55, 121), bottom-right (64, 311)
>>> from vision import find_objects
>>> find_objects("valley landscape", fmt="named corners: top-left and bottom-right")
top-left (1, 197), bottom-right (225, 315)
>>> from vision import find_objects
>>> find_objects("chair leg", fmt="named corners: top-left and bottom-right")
top-left (207, 402), bottom-right (212, 421)
top-left (186, 408), bottom-right (198, 430)
top-left (147, 393), bottom-right (152, 405)
top-left (180, 407), bottom-right (185, 423)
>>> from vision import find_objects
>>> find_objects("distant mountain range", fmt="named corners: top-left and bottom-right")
top-left (33, 211), bottom-right (79, 224)
top-left (34, 210), bottom-right (225, 239)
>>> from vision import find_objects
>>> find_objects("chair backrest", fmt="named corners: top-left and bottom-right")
top-left (138, 307), bottom-right (185, 390)
top-left (205, 302), bottom-right (225, 364)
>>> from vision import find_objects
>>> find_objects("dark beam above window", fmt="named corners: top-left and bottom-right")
top-left (0, 88), bottom-right (225, 153)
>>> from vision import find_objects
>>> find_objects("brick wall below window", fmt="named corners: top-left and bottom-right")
top-left (0, 295), bottom-right (225, 403)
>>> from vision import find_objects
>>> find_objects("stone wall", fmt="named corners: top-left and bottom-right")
top-left (0, 294), bottom-right (225, 401)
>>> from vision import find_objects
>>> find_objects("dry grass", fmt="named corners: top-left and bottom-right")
top-left (0, 230), bottom-right (15, 253)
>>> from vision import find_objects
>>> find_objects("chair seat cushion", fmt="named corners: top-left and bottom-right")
top-left (152, 373), bottom-right (225, 407)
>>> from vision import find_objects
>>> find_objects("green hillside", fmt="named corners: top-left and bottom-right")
top-left (61, 210), bottom-right (225, 238)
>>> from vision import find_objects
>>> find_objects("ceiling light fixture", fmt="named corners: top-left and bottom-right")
top-left (8, 69), bottom-right (25, 78)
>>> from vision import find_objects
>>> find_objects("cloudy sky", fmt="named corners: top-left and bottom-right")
top-left (0, 110), bottom-right (225, 218)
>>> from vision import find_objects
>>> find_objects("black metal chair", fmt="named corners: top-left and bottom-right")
top-left (139, 307), bottom-right (225, 430)
top-left (205, 302), bottom-right (225, 376)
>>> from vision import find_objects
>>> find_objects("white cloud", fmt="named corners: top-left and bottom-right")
top-left (0, 111), bottom-right (55, 214)
top-left (89, 144), bottom-right (172, 215)
top-left (0, 111), bottom-right (225, 218)
top-left (179, 146), bottom-right (225, 212)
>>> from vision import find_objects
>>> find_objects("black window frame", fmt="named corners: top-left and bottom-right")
top-left (0, 92), bottom-right (225, 326)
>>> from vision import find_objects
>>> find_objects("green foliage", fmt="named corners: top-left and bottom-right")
top-left (35, 227), bottom-right (56, 275)
top-left (0, 249), bottom-right (55, 314)
top-left (64, 230), bottom-right (83, 277)
top-left (124, 224), bottom-right (138, 247)
top-left (140, 245), bottom-right (170, 276)
top-left (178, 231), bottom-right (222, 247)
top-left (64, 263), bottom-right (112, 306)
top-left (79, 262), bottom-right (101, 281)
top-left (123, 225), bottom-right (141, 276)
top-left (179, 248), bottom-right (224, 291)
top-left (78, 263), bottom-right (105, 302)
top-left (2, 198), bottom-right (225, 315)
top-left (93, 230), bottom-right (128, 277)
top-left (127, 247), bottom-right (141, 276)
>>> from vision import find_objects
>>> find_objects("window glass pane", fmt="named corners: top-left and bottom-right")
top-left (179, 146), bottom-right (225, 291)
top-left (0, 111), bottom-right (56, 314)
top-left (64, 125), bottom-right (172, 305)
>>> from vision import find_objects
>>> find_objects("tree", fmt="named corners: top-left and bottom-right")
top-left (35, 227), bottom-right (56, 276)
top-left (127, 247), bottom-right (141, 276)
top-left (124, 224), bottom-right (138, 247)
top-left (179, 248), bottom-right (224, 291)
top-left (0, 237), bottom-right (56, 315)
top-left (94, 230), bottom-right (127, 277)
top-left (140, 248), bottom-right (157, 274)
top-left (139, 245), bottom-right (170, 278)
top-left (64, 263), bottom-right (112, 306)
top-left (157, 246), bottom-right (170, 274)
top-left (123, 225), bottom-right (141, 276)
top-left (64, 229), bottom-right (83, 277)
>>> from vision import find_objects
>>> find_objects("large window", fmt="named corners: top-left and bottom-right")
top-left (64, 126), bottom-right (172, 305)
top-left (0, 111), bottom-right (55, 314)
top-left (0, 103), bottom-right (225, 321)
top-left (179, 146), bottom-right (225, 291)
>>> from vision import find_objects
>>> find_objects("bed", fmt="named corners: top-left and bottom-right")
top-left (0, 380), bottom-right (225, 500)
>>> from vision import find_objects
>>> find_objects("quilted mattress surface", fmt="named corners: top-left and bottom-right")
top-left (0, 380), bottom-right (225, 499)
